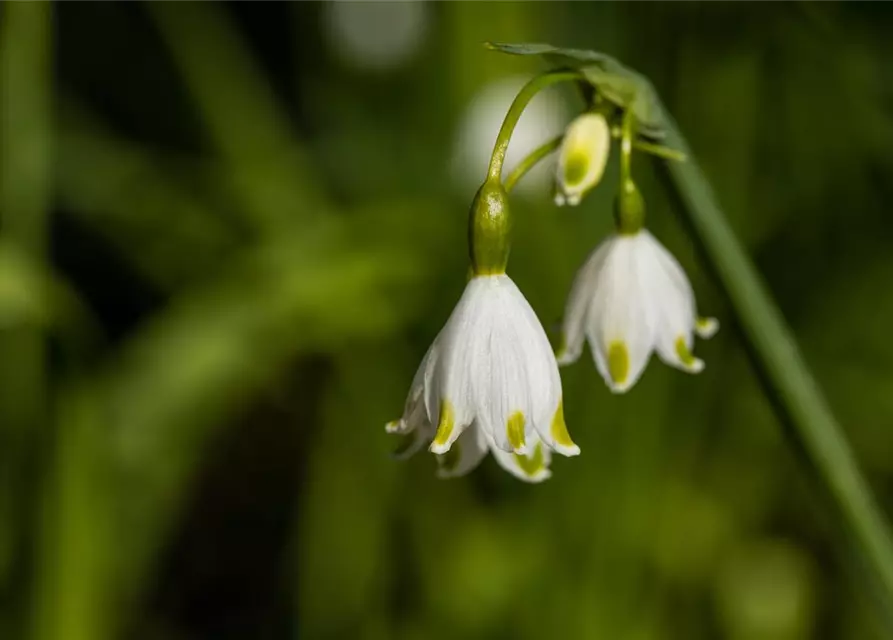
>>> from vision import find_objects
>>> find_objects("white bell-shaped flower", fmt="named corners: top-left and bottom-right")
top-left (554, 112), bottom-right (611, 207)
top-left (557, 229), bottom-right (718, 392)
top-left (386, 273), bottom-right (579, 482)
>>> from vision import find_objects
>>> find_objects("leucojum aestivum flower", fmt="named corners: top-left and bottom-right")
top-left (387, 43), bottom-right (715, 482)
top-left (384, 43), bottom-right (893, 623)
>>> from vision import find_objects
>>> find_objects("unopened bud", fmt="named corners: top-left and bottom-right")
top-left (554, 112), bottom-right (611, 207)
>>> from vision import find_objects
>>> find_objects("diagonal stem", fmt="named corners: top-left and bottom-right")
top-left (658, 111), bottom-right (893, 605)
top-left (504, 135), bottom-right (562, 194)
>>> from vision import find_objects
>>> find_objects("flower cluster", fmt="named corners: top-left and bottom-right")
top-left (387, 68), bottom-right (717, 483)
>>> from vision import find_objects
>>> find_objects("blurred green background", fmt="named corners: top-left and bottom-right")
top-left (2, 2), bottom-right (893, 639)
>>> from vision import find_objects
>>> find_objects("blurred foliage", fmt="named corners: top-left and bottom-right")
top-left (0, 2), bottom-right (892, 639)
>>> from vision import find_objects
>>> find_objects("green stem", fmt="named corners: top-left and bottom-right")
top-left (504, 135), bottom-right (562, 194)
top-left (619, 107), bottom-right (634, 185)
top-left (658, 112), bottom-right (893, 604)
top-left (0, 3), bottom-right (50, 636)
top-left (504, 134), bottom-right (685, 195)
top-left (628, 138), bottom-right (687, 163)
top-left (486, 70), bottom-right (582, 183)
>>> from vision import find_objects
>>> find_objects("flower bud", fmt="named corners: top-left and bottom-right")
top-left (554, 112), bottom-right (611, 207)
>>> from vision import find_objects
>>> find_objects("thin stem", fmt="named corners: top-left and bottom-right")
top-left (504, 135), bottom-right (562, 194)
top-left (619, 107), bottom-right (634, 184)
top-left (630, 138), bottom-right (687, 163)
top-left (504, 132), bottom-right (686, 195)
top-left (487, 70), bottom-right (582, 183)
top-left (658, 111), bottom-right (893, 606)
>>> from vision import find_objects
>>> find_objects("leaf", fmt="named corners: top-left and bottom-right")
top-left (485, 41), bottom-right (612, 65)
top-left (486, 41), bottom-right (667, 139)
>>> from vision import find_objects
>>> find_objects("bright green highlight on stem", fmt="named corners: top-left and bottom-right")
top-left (658, 113), bottom-right (893, 605)
top-left (487, 70), bottom-right (583, 183)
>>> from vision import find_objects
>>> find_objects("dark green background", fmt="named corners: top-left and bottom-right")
top-left (2, 2), bottom-right (893, 639)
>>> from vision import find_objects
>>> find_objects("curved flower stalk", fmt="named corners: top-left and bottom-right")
top-left (557, 228), bottom-right (718, 392)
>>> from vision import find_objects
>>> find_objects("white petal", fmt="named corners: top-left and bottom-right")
top-left (642, 230), bottom-right (697, 319)
top-left (639, 235), bottom-right (705, 374)
top-left (501, 277), bottom-right (579, 456)
top-left (387, 338), bottom-right (440, 435)
top-left (467, 276), bottom-right (534, 455)
top-left (644, 231), bottom-right (719, 343)
top-left (436, 422), bottom-right (489, 479)
top-left (586, 233), bottom-right (657, 393)
top-left (558, 239), bottom-right (612, 366)
top-left (426, 279), bottom-right (486, 454)
top-left (490, 433), bottom-right (552, 483)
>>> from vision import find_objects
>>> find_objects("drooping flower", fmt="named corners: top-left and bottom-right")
top-left (557, 229), bottom-right (718, 392)
top-left (554, 112), bottom-right (611, 207)
top-left (386, 273), bottom-right (579, 482)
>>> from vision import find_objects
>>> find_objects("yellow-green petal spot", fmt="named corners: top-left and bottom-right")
top-left (550, 399), bottom-right (576, 450)
top-left (607, 340), bottom-right (629, 384)
top-left (675, 336), bottom-right (696, 366)
top-left (514, 442), bottom-right (546, 477)
top-left (437, 442), bottom-right (462, 474)
top-left (506, 411), bottom-right (526, 451)
top-left (563, 150), bottom-right (590, 187)
top-left (432, 400), bottom-right (455, 449)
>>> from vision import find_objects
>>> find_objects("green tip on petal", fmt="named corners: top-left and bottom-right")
top-left (674, 336), bottom-right (705, 373)
top-left (514, 442), bottom-right (547, 478)
top-left (696, 317), bottom-right (719, 339)
top-left (507, 411), bottom-right (526, 453)
top-left (607, 340), bottom-right (630, 386)
top-left (430, 401), bottom-right (455, 452)
top-left (550, 399), bottom-right (580, 456)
